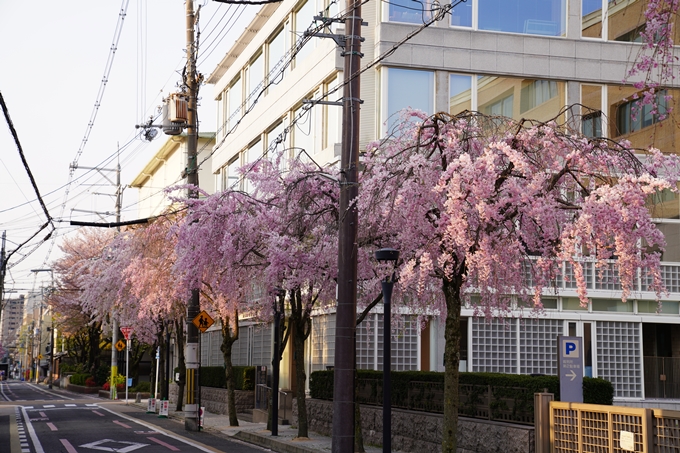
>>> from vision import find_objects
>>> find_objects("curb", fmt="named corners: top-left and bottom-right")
top-left (233, 431), bottom-right (319, 453)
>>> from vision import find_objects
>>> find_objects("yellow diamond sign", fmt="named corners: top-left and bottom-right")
top-left (115, 339), bottom-right (126, 352)
top-left (193, 310), bottom-right (215, 333)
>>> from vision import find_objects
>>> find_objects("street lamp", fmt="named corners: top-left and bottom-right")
top-left (271, 288), bottom-right (285, 437)
top-left (375, 248), bottom-right (399, 453)
top-left (31, 269), bottom-right (54, 389)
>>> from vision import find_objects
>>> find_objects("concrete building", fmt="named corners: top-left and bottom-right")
top-left (130, 133), bottom-right (215, 219)
top-left (0, 295), bottom-right (25, 358)
top-left (202, 0), bottom-right (680, 403)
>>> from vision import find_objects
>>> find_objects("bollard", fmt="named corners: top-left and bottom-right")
top-left (135, 392), bottom-right (141, 403)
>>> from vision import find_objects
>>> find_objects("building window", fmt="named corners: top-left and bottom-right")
top-left (247, 53), bottom-right (263, 109)
top-left (224, 157), bottom-right (240, 191)
top-left (582, 111), bottom-right (602, 137)
top-left (384, 68), bottom-right (434, 132)
top-left (227, 76), bottom-right (242, 129)
top-left (267, 28), bottom-right (286, 88)
top-left (387, 0), bottom-right (433, 24)
top-left (450, 0), bottom-right (472, 27)
top-left (616, 90), bottom-right (668, 135)
top-left (449, 74), bottom-right (472, 115)
top-left (294, 0), bottom-right (317, 65)
top-left (478, 0), bottom-right (565, 36)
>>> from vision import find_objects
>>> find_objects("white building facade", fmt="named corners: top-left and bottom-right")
top-left (204, 0), bottom-right (680, 402)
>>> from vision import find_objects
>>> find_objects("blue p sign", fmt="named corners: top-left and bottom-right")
top-left (565, 341), bottom-right (579, 357)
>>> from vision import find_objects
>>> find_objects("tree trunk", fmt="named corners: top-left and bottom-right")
top-left (442, 277), bottom-right (463, 453)
top-left (220, 315), bottom-right (239, 427)
top-left (293, 323), bottom-right (308, 438)
top-left (174, 318), bottom-right (186, 411)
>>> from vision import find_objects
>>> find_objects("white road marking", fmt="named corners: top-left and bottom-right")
top-left (21, 406), bottom-right (45, 453)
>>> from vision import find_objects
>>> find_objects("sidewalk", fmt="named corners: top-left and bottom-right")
top-left (129, 399), bottom-right (388, 453)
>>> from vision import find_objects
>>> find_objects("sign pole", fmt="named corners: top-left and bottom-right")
top-left (557, 336), bottom-right (584, 403)
top-left (125, 339), bottom-right (129, 404)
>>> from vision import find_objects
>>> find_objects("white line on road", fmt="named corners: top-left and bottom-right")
top-left (46, 423), bottom-right (57, 431)
top-left (96, 405), bottom-right (227, 453)
top-left (20, 406), bottom-right (45, 453)
top-left (59, 438), bottom-right (78, 453)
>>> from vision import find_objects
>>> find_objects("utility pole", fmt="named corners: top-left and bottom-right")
top-left (69, 162), bottom-right (122, 398)
top-left (332, 0), bottom-right (363, 451)
top-left (184, 0), bottom-right (201, 432)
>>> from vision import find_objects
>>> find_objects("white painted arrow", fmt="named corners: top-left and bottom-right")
top-left (566, 370), bottom-right (577, 381)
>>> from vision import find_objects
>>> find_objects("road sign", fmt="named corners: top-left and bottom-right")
top-left (558, 336), bottom-right (583, 403)
top-left (120, 326), bottom-right (133, 340)
top-left (37, 354), bottom-right (42, 360)
top-left (115, 339), bottom-right (126, 352)
top-left (192, 310), bottom-right (215, 333)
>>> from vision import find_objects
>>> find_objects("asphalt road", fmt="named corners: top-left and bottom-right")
top-left (0, 380), bottom-right (267, 453)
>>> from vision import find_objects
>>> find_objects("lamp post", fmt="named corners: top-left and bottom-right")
top-left (374, 248), bottom-right (399, 453)
top-left (31, 269), bottom-right (54, 389)
top-left (271, 288), bottom-right (284, 437)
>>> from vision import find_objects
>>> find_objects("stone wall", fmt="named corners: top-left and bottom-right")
top-left (168, 383), bottom-right (254, 415)
top-left (293, 398), bottom-right (534, 453)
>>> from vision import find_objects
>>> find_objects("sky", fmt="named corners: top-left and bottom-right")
top-left (0, 0), bottom-right (256, 299)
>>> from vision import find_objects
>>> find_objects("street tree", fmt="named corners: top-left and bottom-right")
top-left (359, 110), bottom-right (680, 453)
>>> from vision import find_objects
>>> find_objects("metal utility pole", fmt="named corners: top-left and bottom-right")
top-left (184, 0), bottom-right (201, 432)
top-left (332, 0), bottom-right (363, 451)
top-left (69, 161), bottom-right (122, 398)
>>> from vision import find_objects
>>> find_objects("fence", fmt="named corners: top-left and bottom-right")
top-left (356, 378), bottom-right (535, 425)
top-left (547, 401), bottom-right (680, 453)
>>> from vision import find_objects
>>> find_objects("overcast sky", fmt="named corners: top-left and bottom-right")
top-left (0, 0), bottom-right (255, 296)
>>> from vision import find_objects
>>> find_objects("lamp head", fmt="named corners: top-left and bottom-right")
top-left (375, 248), bottom-right (400, 264)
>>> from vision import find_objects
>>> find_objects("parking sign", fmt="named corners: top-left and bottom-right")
top-left (558, 336), bottom-right (583, 403)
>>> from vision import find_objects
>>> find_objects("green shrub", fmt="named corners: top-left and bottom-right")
top-left (69, 373), bottom-right (92, 386)
top-left (94, 365), bottom-right (110, 386)
top-left (309, 370), bottom-right (613, 406)
top-left (131, 381), bottom-right (151, 393)
top-left (199, 366), bottom-right (256, 390)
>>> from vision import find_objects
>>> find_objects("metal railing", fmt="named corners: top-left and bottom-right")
top-left (255, 384), bottom-right (289, 421)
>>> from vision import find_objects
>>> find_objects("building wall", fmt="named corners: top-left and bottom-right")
top-left (204, 0), bottom-right (680, 401)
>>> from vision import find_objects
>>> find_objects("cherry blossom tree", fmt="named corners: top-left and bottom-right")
top-left (51, 228), bottom-right (115, 371)
top-left (359, 110), bottom-right (680, 453)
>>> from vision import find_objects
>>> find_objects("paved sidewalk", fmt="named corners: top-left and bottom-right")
top-left (129, 399), bottom-right (389, 453)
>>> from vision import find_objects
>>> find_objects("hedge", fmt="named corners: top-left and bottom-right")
top-left (69, 373), bottom-right (92, 386)
top-left (309, 370), bottom-right (613, 406)
top-left (199, 366), bottom-right (255, 390)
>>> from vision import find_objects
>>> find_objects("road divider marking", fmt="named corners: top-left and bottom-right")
top-left (113, 420), bottom-right (132, 428)
top-left (93, 411), bottom-right (105, 417)
top-left (60, 439), bottom-right (78, 453)
top-left (148, 437), bottom-right (180, 451)
top-left (47, 423), bottom-right (57, 431)
top-left (39, 412), bottom-right (47, 418)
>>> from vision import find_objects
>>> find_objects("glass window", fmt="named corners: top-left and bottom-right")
top-left (582, 0), bottom-right (603, 38)
top-left (638, 300), bottom-right (680, 315)
top-left (478, 0), bottom-right (565, 36)
top-left (226, 157), bottom-right (240, 191)
top-left (388, 0), bottom-right (433, 24)
top-left (295, 0), bottom-right (316, 64)
top-left (581, 84), bottom-right (603, 137)
top-left (293, 104), bottom-right (316, 158)
top-left (616, 90), bottom-right (668, 135)
top-left (228, 76), bottom-right (242, 129)
top-left (450, 0), bottom-right (472, 27)
top-left (244, 141), bottom-right (262, 193)
top-left (266, 121), bottom-right (288, 168)
top-left (324, 75), bottom-right (341, 149)
top-left (247, 53), bottom-right (263, 109)
top-left (591, 298), bottom-right (634, 312)
top-left (449, 74), bottom-right (472, 115)
top-left (562, 297), bottom-right (588, 310)
top-left (478, 76), bottom-right (565, 122)
top-left (267, 28), bottom-right (286, 87)
top-left (385, 68), bottom-right (434, 131)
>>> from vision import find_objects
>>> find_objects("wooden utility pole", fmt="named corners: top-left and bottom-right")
top-left (184, 0), bottom-right (201, 432)
top-left (332, 0), bottom-right (363, 450)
